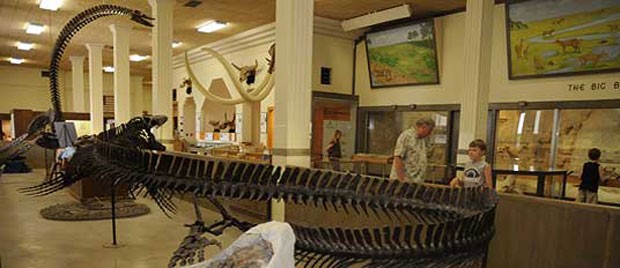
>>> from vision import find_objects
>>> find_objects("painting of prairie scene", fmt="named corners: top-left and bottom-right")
top-left (366, 20), bottom-right (439, 87)
top-left (507, 0), bottom-right (620, 79)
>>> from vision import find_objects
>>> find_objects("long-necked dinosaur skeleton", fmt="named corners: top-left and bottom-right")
top-left (7, 4), bottom-right (497, 268)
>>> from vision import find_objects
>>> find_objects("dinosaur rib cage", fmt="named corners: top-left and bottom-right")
top-left (26, 121), bottom-right (497, 267)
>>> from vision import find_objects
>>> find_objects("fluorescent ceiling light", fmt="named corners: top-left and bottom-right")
top-left (103, 66), bottom-right (115, 73)
top-left (26, 23), bottom-right (45, 35)
top-left (129, 54), bottom-right (149, 62)
top-left (341, 4), bottom-right (411, 31)
top-left (39, 0), bottom-right (62, 11)
top-left (172, 41), bottom-right (182, 48)
top-left (197, 21), bottom-right (228, 33)
top-left (17, 42), bottom-right (34, 51)
top-left (9, 58), bottom-right (25, 64)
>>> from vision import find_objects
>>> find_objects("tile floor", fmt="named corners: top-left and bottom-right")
top-left (0, 169), bottom-right (242, 268)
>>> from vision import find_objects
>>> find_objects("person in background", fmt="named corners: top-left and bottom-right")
top-left (326, 130), bottom-right (343, 171)
top-left (390, 118), bottom-right (435, 183)
top-left (450, 139), bottom-right (493, 188)
top-left (576, 148), bottom-right (607, 204)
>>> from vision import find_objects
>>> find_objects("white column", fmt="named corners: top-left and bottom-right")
top-left (182, 96), bottom-right (197, 143)
top-left (458, 0), bottom-right (494, 160)
top-left (70, 56), bottom-right (85, 113)
top-left (132, 76), bottom-right (144, 117)
top-left (86, 44), bottom-right (105, 134)
top-left (272, 0), bottom-right (314, 221)
top-left (241, 102), bottom-right (261, 146)
top-left (148, 0), bottom-right (174, 142)
top-left (109, 24), bottom-right (132, 124)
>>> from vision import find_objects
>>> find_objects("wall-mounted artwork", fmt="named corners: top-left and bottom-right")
top-left (365, 19), bottom-right (439, 88)
top-left (506, 0), bottom-right (620, 79)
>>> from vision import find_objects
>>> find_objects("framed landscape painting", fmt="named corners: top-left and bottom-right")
top-left (506, 0), bottom-right (620, 79)
top-left (365, 19), bottom-right (439, 88)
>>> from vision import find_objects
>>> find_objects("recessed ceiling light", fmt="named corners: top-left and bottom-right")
top-left (172, 41), bottom-right (182, 48)
top-left (129, 54), bottom-right (149, 62)
top-left (25, 23), bottom-right (45, 35)
top-left (103, 66), bottom-right (115, 73)
top-left (197, 21), bottom-right (227, 33)
top-left (9, 58), bottom-right (25, 64)
top-left (16, 42), bottom-right (34, 51)
top-left (39, 0), bottom-right (62, 11)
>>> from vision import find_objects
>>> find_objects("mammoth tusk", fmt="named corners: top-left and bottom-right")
top-left (184, 50), bottom-right (245, 105)
top-left (201, 47), bottom-right (271, 103)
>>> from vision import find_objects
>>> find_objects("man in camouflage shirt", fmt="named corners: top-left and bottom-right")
top-left (390, 118), bottom-right (435, 183)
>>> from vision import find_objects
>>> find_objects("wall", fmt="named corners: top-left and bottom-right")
top-left (173, 18), bottom-right (357, 144)
top-left (354, 5), bottom-right (620, 107)
top-left (488, 193), bottom-right (620, 268)
top-left (489, 4), bottom-right (620, 102)
top-left (0, 66), bottom-right (68, 113)
top-left (313, 34), bottom-right (355, 94)
top-left (0, 65), bottom-right (147, 122)
top-left (355, 14), bottom-right (464, 106)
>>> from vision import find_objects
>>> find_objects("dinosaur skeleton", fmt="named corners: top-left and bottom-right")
top-left (22, 115), bottom-right (498, 267)
top-left (10, 4), bottom-right (497, 268)
top-left (0, 4), bottom-right (154, 163)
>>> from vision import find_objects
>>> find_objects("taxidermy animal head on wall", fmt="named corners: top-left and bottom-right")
top-left (231, 60), bottom-right (258, 85)
top-left (180, 78), bottom-right (192, 95)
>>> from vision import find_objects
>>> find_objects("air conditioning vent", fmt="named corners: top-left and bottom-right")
top-left (184, 0), bottom-right (202, 8)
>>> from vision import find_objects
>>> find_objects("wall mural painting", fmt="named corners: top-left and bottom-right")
top-left (507, 0), bottom-right (620, 79)
top-left (365, 19), bottom-right (440, 88)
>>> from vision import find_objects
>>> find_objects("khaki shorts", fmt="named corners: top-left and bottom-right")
top-left (577, 190), bottom-right (598, 204)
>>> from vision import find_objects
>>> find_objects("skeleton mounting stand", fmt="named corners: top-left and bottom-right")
top-left (103, 182), bottom-right (124, 248)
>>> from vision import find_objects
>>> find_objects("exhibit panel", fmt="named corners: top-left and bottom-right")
top-left (556, 108), bottom-right (620, 204)
top-left (359, 106), bottom-right (456, 183)
top-left (310, 93), bottom-right (358, 171)
top-left (491, 102), bottom-right (620, 205)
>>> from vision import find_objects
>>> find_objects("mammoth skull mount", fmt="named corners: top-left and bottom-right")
top-left (231, 60), bottom-right (259, 85)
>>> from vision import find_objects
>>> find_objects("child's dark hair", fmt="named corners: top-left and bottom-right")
top-left (469, 139), bottom-right (487, 152)
top-left (588, 148), bottom-right (601, 161)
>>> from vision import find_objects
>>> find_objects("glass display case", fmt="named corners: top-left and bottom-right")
top-left (491, 103), bottom-right (620, 206)
top-left (359, 106), bottom-right (457, 183)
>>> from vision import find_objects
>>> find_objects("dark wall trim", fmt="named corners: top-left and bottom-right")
top-left (0, 113), bottom-right (10, 120)
top-left (489, 99), bottom-right (620, 110)
top-left (359, 104), bottom-right (461, 112)
top-left (312, 91), bottom-right (359, 102)
top-left (272, 148), bottom-right (311, 157)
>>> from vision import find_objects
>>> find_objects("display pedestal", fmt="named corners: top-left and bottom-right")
top-left (69, 178), bottom-right (129, 202)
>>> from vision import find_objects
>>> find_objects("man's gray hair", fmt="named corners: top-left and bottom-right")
top-left (415, 117), bottom-right (436, 128)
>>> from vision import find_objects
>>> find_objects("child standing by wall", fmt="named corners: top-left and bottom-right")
top-left (577, 148), bottom-right (606, 204)
top-left (450, 139), bottom-right (493, 188)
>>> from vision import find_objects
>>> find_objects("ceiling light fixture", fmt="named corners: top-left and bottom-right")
top-left (39, 0), bottom-right (62, 11)
top-left (341, 4), bottom-right (411, 31)
top-left (25, 23), bottom-right (45, 35)
top-left (103, 66), bottom-right (115, 73)
top-left (172, 41), bottom-right (182, 48)
top-left (129, 54), bottom-right (149, 62)
top-left (17, 42), bottom-right (34, 51)
top-left (197, 21), bottom-right (228, 33)
top-left (9, 58), bottom-right (25, 64)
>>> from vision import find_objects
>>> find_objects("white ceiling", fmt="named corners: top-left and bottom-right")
top-left (0, 0), bottom-right (476, 80)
